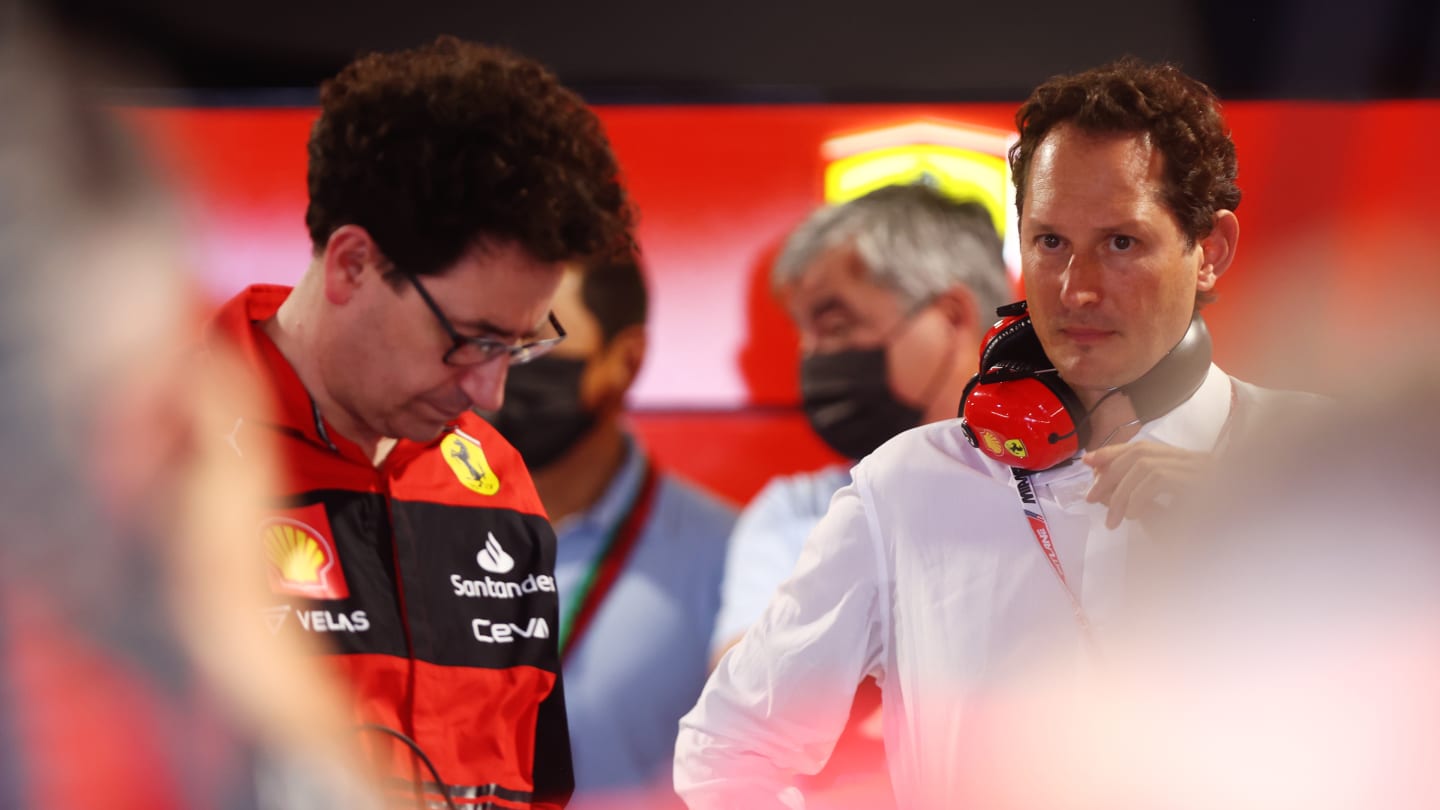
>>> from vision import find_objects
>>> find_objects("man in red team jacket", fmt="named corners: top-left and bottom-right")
top-left (207, 36), bottom-right (633, 809)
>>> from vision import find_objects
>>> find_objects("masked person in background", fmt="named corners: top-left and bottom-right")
top-left (485, 254), bottom-right (736, 809)
top-left (705, 184), bottom-right (1011, 807)
top-left (711, 184), bottom-right (1012, 661)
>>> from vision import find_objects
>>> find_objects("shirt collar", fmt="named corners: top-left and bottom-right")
top-left (207, 284), bottom-right (310, 433)
top-left (206, 284), bottom-right (443, 466)
top-left (557, 433), bottom-right (649, 535)
top-left (1132, 362), bottom-right (1233, 452)
top-left (1037, 363), bottom-right (1233, 500)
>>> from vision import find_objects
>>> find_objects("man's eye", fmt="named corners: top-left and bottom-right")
top-left (1039, 234), bottom-right (1063, 250)
top-left (1111, 235), bottom-right (1135, 251)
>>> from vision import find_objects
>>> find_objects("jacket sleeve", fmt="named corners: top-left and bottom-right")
top-left (531, 666), bottom-right (574, 809)
top-left (529, 504), bottom-right (573, 809)
top-left (674, 481), bottom-right (886, 809)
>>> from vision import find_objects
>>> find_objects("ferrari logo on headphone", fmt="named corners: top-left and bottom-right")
top-left (1004, 438), bottom-right (1029, 459)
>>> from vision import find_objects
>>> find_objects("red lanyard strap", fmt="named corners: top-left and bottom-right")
top-left (1010, 377), bottom-right (1238, 655)
top-left (557, 459), bottom-right (660, 662)
top-left (1013, 470), bottom-right (1100, 649)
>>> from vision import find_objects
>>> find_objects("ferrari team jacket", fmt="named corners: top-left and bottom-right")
top-left (210, 285), bottom-right (573, 809)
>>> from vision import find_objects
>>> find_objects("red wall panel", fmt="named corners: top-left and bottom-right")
top-left (120, 101), bottom-right (1440, 504)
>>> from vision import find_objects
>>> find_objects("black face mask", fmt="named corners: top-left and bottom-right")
top-left (800, 348), bottom-right (924, 460)
top-left (481, 356), bottom-right (596, 472)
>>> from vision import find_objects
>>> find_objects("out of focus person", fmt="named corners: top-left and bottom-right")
top-left (0, 22), bottom-right (371, 810)
top-left (483, 254), bottom-right (736, 808)
top-left (676, 58), bottom-right (1324, 808)
top-left (710, 184), bottom-right (1012, 662)
top-left (946, 383), bottom-right (1437, 809)
top-left (203, 36), bottom-right (632, 809)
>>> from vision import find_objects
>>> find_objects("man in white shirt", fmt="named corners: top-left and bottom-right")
top-left (676, 58), bottom-right (1286, 809)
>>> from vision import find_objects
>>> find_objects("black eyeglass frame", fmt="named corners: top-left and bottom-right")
top-left (403, 272), bottom-right (566, 367)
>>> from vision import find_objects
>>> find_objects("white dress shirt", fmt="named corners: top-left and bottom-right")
top-left (675, 365), bottom-right (1236, 809)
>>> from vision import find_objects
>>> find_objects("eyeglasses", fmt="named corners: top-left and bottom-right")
top-left (403, 272), bottom-right (566, 367)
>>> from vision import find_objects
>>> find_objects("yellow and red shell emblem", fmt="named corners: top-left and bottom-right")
top-left (260, 505), bottom-right (348, 599)
top-left (977, 427), bottom-right (1006, 457)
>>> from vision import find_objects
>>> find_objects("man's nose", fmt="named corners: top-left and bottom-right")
top-left (457, 358), bottom-right (511, 413)
top-left (1060, 251), bottom-right (1103, 308)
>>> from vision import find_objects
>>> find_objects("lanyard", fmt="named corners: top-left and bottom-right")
top-left (1012, 377), bottom-right (1242, 655)
top-left (1012, 469), bottom-right (1100, 651)
top-left (557, 459), bottom-right (659, 661)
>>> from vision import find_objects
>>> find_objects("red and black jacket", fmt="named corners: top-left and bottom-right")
top-left (209, 285), bottom-right (573, 809)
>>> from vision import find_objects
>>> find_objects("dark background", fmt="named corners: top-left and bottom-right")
top-left (34, 0), bottom-right (1440, 102)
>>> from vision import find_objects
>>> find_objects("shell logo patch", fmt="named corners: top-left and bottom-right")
top-left (1004, 438), bottom-right (1029, 459)
top-left (978, 428), bottom-right (1006, 457)
top-left (442, 430), bottom-right (500, 496)
top-left (261, 503), bottom-right (348, 600)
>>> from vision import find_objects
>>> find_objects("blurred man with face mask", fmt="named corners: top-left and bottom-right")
top-left (484, 253), bottom-right (737, 809)
top-left (710, 184), bottom-right (1012, 662)
top-left (705, 184), bottom-right (1010, 807)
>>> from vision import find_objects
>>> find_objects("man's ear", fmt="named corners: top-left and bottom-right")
top-left (932, 284), bottom-right (980, 335)
top-left (1197, 210), bottom-right (1240, 293)
top-left (321, 225), bottom-right (384, 305)
top-left (590, 324), bottom-right (647, 409)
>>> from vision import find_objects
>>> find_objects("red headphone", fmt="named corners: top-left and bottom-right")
top-left (959, 301), bottom-right (1212, 472)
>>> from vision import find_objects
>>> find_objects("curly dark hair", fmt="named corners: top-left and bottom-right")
top-left (305, 35), bottom-right (633, 278)
top-left (1009, 57), bottom-right (1240, 249)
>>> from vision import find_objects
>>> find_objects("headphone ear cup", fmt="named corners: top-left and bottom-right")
top-left (962, 301), bottom-right (1090, 471)
top-left (960, 371), bottom-right (1086, 471)
top-left (957, 370), bottom-right (983, 421)
top-left (1033, 372), bottom-right (1089, 447)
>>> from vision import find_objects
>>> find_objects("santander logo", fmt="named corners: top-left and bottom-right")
top-left (476, 532), bottom-right (516, 574)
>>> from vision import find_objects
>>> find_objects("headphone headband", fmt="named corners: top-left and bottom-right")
top-left (1122, 314), bottom-right (1213, 422)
